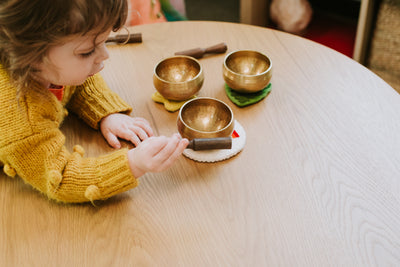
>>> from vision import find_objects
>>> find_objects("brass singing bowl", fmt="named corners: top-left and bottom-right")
top-left (177, 97), bottom-right (235, 140)
top-left (223, 50), bottom-right (272, 93)
top-left (153, 55), bottom-right (204, 101)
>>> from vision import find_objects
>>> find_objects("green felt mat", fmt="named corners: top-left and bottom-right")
top-left (225, 83), bottom-right (271, 107)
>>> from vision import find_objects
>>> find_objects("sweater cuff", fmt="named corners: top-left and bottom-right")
top-left (68, 74), bottom-right (133, 129)
top-left (92, 148), bottom-right (138, 200)
top-left (54, 148), bottom-right (138, 203)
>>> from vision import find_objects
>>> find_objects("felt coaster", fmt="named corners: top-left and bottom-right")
top-left (183, 120), bottom-right (246, 163)
top-left (152, 92), bottom-right (196, 112)
top-left (225, 83), bottom-right (271, 107)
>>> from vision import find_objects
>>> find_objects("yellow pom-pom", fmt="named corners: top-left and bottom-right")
top-left (4, 164), bottom-right (16, 178)
top-left (63, 109), bottom-right (69, 117)
top-left (151, 91), bottom-right (196, 112)
top-left (85, 185), bottom-right (102, 203)
top-left (73, 145), bottom-right (85, 156)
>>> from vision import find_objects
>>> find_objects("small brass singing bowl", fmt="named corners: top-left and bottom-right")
top-left (223, 50), bottom-right (272, 93)
top-left (177, 97), bottom-right (235, 140)
top-left (153, 55), bottom-right (204, 101)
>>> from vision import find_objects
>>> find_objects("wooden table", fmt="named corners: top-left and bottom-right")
top-left (2, 21), bottom-right (400, 266)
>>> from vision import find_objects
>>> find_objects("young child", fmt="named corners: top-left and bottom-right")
top-left (0, 0), bottom-right (189, 203)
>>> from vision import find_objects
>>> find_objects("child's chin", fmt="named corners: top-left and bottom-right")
top-left (68, 78), bottom-right (90, 86)
top-left (70, 74), bottom-right (97, 85)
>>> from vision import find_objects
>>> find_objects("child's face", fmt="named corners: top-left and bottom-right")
top-left (35, 29), bottom-right (111, 87)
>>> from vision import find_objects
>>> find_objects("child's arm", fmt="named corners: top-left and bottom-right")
top-left (68, 73), bottom-right (155, 148)
top-left (2, 114), bottom-right (188, 203)
top-left (2, 125), bottom-right (187, 203)
top-left (2, 124), bottom-right (137, 203)
top-left (66, 74), bottom-right (132, 130)
top-left (0, 73), bottom-right (186, 203)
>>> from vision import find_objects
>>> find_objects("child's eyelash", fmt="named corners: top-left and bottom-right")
top-left (80, 49), bottom-right (95, 58)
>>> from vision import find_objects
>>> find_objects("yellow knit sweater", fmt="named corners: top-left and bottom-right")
top-left (0, 65), bottom-right (138, 203)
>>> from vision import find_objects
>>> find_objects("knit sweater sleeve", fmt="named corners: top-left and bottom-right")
top-left (0, 69), bottom-right (138, 203)
top-left (67, 73), bottom-right (132, 129)
top-left (3, 132), bottom-right (138, 203)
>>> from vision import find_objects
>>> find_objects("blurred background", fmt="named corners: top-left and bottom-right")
top-left (185, 0), bottom-right (240, 23)
top-left (129, 0), bottom-right (399, 93)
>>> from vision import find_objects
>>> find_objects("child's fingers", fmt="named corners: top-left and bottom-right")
top-left (133, 117), bottom-right (149, 124)
top-left (138, 136), bottom-right (169, 157)
top-left (128, 133), bottom-right (142, 147)
top-left (154, 134), bottom-right (187, 168)
top-left (142, 123), bottom-right (154, 137)
top-left (153, 134), bottom-right (180, 160)
top-left (132, 120), bottom-right (154, 137)
top-left (117, 127), bottom-right (151, 146)
top-left (158, 138), bottom-right (189, 170)
top-left (104, 132), bottom-right (121, 149)
top-left (128, 125), bottom-right (151, 141)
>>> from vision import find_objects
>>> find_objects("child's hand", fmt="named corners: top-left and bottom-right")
top-left (127, 133), bottom-right (189, 178)
top-left (100, 113), bottom-right (154, 148)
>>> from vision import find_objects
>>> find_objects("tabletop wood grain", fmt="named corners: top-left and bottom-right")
top-left (1, 21), bottom-right (400, 266)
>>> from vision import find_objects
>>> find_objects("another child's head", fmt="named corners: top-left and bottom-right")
top-left (0, 0), bottom-right (128, 89)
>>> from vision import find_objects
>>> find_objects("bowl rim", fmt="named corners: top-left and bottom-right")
top-left (178, 97), bottom-right (234, 135)
top-left (154, 55), bottom-right (203, 84)
top-left (223, 50), bottom-right (272, 77)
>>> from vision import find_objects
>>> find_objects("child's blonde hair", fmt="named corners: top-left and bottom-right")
top-left (0, 0), bottom-right (128, 90)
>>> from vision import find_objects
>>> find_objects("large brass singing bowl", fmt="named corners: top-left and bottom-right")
top-left (223, 50), bottom-right (272, 93)
top-left (177, 97), bottom-right (235, 140)
top-left (153, 55), bottom-right (204, 101)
